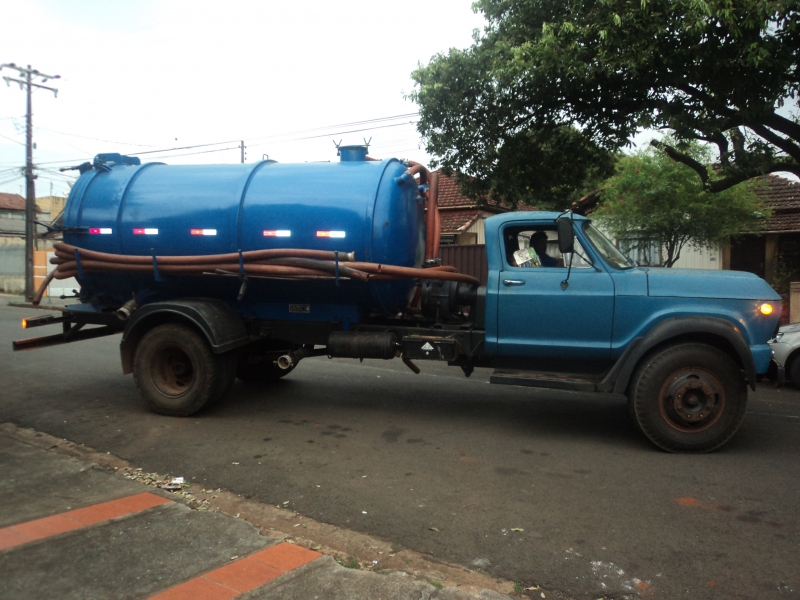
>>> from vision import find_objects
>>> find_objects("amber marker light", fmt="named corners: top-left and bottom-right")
top-left (21, 318), bottom-right (28, 329)
top-left (759, 303), bottom-right (774, 316)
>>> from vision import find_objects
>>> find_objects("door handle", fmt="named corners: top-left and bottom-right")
top-left (503, 279), bottom-right (525, 286)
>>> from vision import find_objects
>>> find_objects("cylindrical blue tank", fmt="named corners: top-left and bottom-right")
top-left (63, 149), bottom-right (426, 324)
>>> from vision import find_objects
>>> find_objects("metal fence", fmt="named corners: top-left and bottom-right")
top-left (439, 244), bottom-right (488, 285)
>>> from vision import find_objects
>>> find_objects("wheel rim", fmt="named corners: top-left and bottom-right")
top-left (151, 344), bottom-right (195, 397)
top-left (658, 368), bottom-right (726, 433)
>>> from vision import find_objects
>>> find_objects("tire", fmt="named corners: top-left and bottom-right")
top-left (629, 343), bottom-right (747, 453)
top-left (133, 323), bottom-right (236, 416)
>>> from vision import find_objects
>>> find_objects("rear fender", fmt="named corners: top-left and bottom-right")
top-left (120, 299), bottom-right (249, 374)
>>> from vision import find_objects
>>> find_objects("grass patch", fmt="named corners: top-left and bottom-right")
top-left (427, 580), bottom-right (444, 590)
top-left (337, 557), bottom-right (360, 569)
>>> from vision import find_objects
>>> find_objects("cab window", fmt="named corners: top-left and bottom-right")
top-left (503, 226), bottom-right (592, 268)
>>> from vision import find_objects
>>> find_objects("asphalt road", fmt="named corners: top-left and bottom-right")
top-left (2, 298), bottom-right (798, 599)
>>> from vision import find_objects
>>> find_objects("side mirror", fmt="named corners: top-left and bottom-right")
top-left (557, 217), bottom-right (575, 254)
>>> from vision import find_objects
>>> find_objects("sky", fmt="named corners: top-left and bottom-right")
top-left (0, 0), bottom-right (486, 198)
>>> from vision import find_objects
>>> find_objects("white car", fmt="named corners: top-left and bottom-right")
top-left (769, 324), bottom-right (800, 386)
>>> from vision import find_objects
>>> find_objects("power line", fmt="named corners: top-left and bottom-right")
top-left (247, 121), bottom-right (419, 149)
top-left (34, 125), bottom-right (158, 147)
top-left (0, 131), bottom-right (25, 145)
top-left (138, 146), bottom-right (241, 160)
top-left (29, 113), bottom-right (422, 167)
top-left (245, 112), bottom-right (420, 142)
top-left (128, 139), bottom-right (240, 157)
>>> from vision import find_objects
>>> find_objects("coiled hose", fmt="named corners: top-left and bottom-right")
top-left (38, 243), bottom-right (479, 306)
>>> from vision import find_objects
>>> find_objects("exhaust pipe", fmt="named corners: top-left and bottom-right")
top-left (276, 345), bottom-right (327, 370)
top-left (115, 298), bottom-right (138, 321)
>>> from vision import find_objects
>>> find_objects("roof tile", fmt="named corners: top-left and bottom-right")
top-left (754, 175), bottom-right (800, 232)
top-left (0, 193), bottom-right (26, 211)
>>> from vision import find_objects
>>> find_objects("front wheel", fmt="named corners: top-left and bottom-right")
top-left (133, 323), bottom-right (236, 416)
top-left (629, 343), bottom-right (747, 453)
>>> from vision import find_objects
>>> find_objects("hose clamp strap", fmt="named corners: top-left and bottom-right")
top-left (73, 248), bottom-right (85, 279)
top-left (151, 249), bottom-right (164, 282)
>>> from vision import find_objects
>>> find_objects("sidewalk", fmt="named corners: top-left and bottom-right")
top-left (0, 423), bottom-right (514, 600)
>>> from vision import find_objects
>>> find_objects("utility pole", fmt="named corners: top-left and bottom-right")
top-left (1, 63), bottom-right (59, 300)
top-left (240, 140), bottom-right (245, 164)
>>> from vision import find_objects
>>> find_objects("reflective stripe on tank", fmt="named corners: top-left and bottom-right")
top-left (132, 228), bottom-right (158, 235)
top-left (190, 229), bottom-right (217, 236)
top-left (316, 231), bottom-right (346, 238)
top-left (89, 228), bottom-right (113, 234)
top-left (263, 230), bottom-right (291, 237)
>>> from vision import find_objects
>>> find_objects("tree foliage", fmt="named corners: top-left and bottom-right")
top-left (411, 0), bottom-right (799, 208)
top-left (594, 142), bottom-right (768, 267)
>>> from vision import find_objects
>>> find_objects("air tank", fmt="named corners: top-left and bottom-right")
top-left (62, 147), bottom-right (426, 324)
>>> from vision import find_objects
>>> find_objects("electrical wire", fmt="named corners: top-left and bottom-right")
top-left (29, 113), bottom-right (424, 167)
top-left (247, 121), bottom-right (419, 149)
top-left (141, 146), bottom-right (241, 160)
top-left (245, 113), bottom-right (420, 142)
top-left (34, 125), bottom-right (158, 148)
top-left (0, 132), bottom-right (25, 146)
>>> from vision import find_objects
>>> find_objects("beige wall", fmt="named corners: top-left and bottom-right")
top-left (36, 195), bottom-right (67, 216)
top-left (671, 245), bottom-right (722, 270)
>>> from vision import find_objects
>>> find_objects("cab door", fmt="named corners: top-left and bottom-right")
top-left (495, 227), bottom-right (615, 360)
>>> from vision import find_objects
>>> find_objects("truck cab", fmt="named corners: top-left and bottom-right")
top-left (482, 211), bottom-right (781, 452)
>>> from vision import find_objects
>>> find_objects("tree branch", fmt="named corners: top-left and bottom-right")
top-left (650, 140), bottom-right (711, 186)
top-left (747, 123), bottom-right (800, 163)
top-left (651, 140), bottom-right (800, 193)
top-left (762, 113), bottom-right (800, 142)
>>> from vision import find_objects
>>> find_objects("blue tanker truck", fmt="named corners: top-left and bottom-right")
top-left (14, 147), bottom-right (783, 453)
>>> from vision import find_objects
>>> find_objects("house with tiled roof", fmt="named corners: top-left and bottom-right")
top-left (435, 171), bottom-right (513, 246)
top-left (728, 174), bottom-right (800, 285)
top-left (434, 172), bottom-right (515, 285)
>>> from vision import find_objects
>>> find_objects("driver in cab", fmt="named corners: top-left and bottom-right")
top-left (513, 231), bottom-right (563, 267)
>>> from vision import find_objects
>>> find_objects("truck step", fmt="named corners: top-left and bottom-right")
top-left (490, 370), bottom-right (600, 392)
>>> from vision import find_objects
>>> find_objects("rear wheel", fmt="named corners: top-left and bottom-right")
top-left (629, 343), bottom-right (747, 453)
top-left (133, 323), bottom-right (235, 416)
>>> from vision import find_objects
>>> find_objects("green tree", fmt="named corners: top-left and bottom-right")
top-left (594, 142), bottom-right (768, 267)
top-left (411, 0), bottom-right (799, 207)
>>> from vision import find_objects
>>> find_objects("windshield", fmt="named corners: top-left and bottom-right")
top-left (582, 223), bottom-right (636, 270)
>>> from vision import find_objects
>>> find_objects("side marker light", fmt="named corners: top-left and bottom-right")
top-left (760, 303), bottom-right (773, 315)
top-left (22, 318), bottom-right (28, 329)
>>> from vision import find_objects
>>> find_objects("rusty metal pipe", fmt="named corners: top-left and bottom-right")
top-left (405, 161), bottom-right (429, 186)
top-left (53, 243), bottom-right (355, 265)
top-left (347, 262), bottom-right (480, 285)
top-left (54, 260), bottom-right (348, 279)
top-left (32, 269), bottom-right (57, 306)
top-left (426, 171), bottom-right (440, 260)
